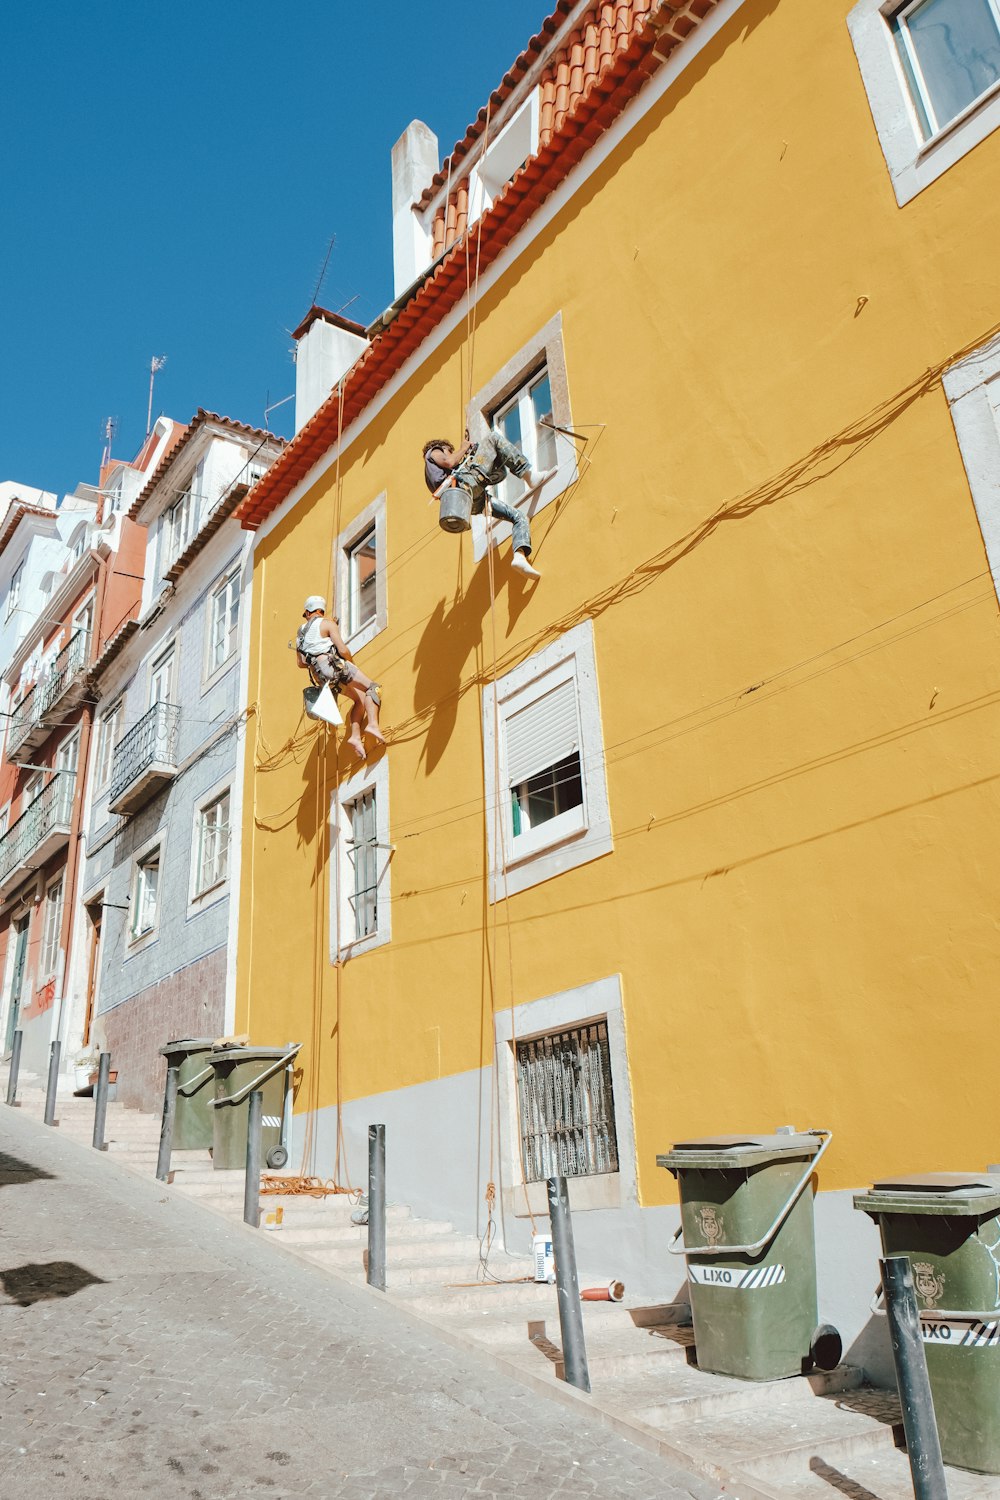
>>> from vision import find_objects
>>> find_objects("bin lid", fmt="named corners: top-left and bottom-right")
top-left (854, 1172), bottom-right (1000, 1217)
top-left (159, 1036), bottom-right (216, 1057)
top-left (209, 1045), bottom-right (298, 1063)
top-left (657, 1131), bottom-right (822, 1171)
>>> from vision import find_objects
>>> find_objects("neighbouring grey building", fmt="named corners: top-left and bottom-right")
top-left (81, 411), bottom-right (283, 1110)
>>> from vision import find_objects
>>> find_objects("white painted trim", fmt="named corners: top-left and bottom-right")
top-left (847, 0), bottom-right (1000, 205)
top-left (223, 549), bottom-right (254, 1035)
top-left (482, 618), bottom-right (612, 901)
top-left (943, 333), bottom-right (1000, 603)
top-left (329, 753), bottom-right (392, 961)
top-left (187, 773), bottom-right (233, 910)
top-left (494, 974), bottom-right (636, 1218)
top-left (254, 0), bottom-right (750, 548)
top-left (125, 829), bottom-right (164, 953)
top-left (334, 491), bottom-right (388, 654)
top-left (201, 558), bottom-right (242, 692)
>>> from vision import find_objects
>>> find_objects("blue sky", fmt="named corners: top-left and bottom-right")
top-left (1, 1), bottom-right (553, 498)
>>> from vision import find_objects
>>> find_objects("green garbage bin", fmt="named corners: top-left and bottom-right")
top-left (159, 1037), bottom-right (216, 1151)
top-left (208, 1045), bottom-right (297, 1171)
top-left (854, 1172), bottom-right (1000, 1475)
top-left (657, 1130), bottom-right (838, 1380)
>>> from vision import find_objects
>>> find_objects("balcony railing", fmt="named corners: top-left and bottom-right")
top-left (108, 701), bottom-right (180, 816)
top-left (7, 630), bottom-right (89, 760)
top-left (0, 777), bottom-right (74, 894)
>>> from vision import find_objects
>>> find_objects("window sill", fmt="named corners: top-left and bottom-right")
top-left (126, 930), bottom-right (158, 956)
top-left (471, 457), bottom-right (578, 564)
top-left (201, 654), bottom-right (238, 696)
top-left (189, 880), bottom-right (228, 915)
top-left (508, 810), bottom-right (587, 867)
top-left (337, 927), bottom-right (389, 962)
top-left (343, 617), bottom-right (384, 657)
top-left (506, 1171), bottom-right (622, 1219)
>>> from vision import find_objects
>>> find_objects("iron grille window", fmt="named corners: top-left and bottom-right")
top-left (516, 1020), bottom-right (619, 1182)
top-left (348, 789), bottom-right (378, 941)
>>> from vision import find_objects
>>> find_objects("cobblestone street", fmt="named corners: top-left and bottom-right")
top-left (0, 1107), bottom-right (719, 1500)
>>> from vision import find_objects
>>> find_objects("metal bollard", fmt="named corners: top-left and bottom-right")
top-left (43, 1039), bottom-right (61, 1126)
top-left (367, 1123), bottom-right (386, 1291)
top-left (156, 1064), bottom-right (179, 1182)
top-left (244, 1089), bottom-right (262, 1227)
top-left (547, 1175), bottom-right (591, 1393)
top-left (881, 1256), bottom-right (949, 1500)
top-left (5, 1029), bottom-right (23, 1106)
top-left (91, 1052), bottom-right (111, 1151)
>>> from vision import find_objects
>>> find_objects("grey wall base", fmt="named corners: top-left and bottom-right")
top-left (292, 1065), bottom-right (893, 1387)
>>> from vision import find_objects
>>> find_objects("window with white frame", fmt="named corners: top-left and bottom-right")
top-left (468, 89), bottom-right (539, 222)
top-left (944, 334), bottom-right (1000, 601)
top-left (39, 878), bottom-right (63, 978)
top-left (130, 846), bottom-right (161, 942)
top-left (467, 314), bottom-right (576, 563)
top-left (335, 493), bottom-right (387, 651)
top-left (482, 619), bottom-right (612, 900)
top-left (148, 645), bottom-right (175, 706)
top-left (95, 699), bottom-right (123, 791)
top-left (330, 756), bottom-right (391, 959)
top-left (194, 789), bottom-right (231, 896)
top-left (164, 489), bottom-right (196, 568)
top-left (5, 562), bottom-right (23, 622)
top-left (494, 975), bottom-right (635, 1217)
top-left (491, 366), bottom-right (559, 511)
top-left (208, 568), bottom-right (239, 675)
top-left (848, 0), bottom-right (1000, 204)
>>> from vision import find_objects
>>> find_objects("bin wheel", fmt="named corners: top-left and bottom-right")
top-left (266, 1145), bottom-right (289, 1170)
top-left (808, 1323), bottom-right (842, 1372)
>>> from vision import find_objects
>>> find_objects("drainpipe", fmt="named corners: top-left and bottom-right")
top-left (53, 544), bottom-right (112, 1058)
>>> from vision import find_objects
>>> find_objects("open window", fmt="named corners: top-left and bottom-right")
top-left (848, 0), bottom-right (1000, 203)
top-left (468, 89), bottom-right (540, 222)
top-left (192, 786), bottom-right (231, 901)
top-left (38, 876), bottom-right (64, 981)
top-left (482, 619), bottom-right (612, 900)
top-left (206, 566), bottom-right (240, 681)
top-left (129, 841), bottom-right (161, 945)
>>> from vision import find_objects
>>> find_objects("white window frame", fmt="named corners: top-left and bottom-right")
top-left (148, 642), bottom-right (176, 707)
top-left (329, 754), bottom-right (392, 960)
top-left (467, 313), bottom-right (578, 564)
top-left (482, 619), bottom-right (612, 901)
top-left (0, 803), bottom-right (9, 839)
top-left (191, 782), bottom-right (232, 904)
top-left (494, 975), bottom-right (636, 1217)
top-left (944, 334), bottom-right (1000, 602)
top-left (335, 492), bottom-right (388, 653)
top-left (72, 592), bottom-right (94, 644)
top-left (5, 561), bottom-right (23, 622)
top-left (129, 836), bottom-right (163, 947)
top-left (38, 875), bottom-right (64, 981)
top-left (95, 698), bottom-right (123, 792)
top-left (848, 0), bottom-right (1000, 204)
top-left (205, 564), bottom-right (240, 684)
top-left (468, 89), bottom-right (540, 222)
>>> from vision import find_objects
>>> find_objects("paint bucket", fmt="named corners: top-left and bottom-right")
top-left (262, 1206), bottom-right (284, 1232)
top-left (438, 486), bottom-right (473, 533)
top-left (533, 1233), bottom-right (555, 1283)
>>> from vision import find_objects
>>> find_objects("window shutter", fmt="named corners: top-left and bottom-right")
top-left (505, 677), bottom-right (579, 787)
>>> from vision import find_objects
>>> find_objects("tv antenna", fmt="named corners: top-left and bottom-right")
top-left (311, 235), bottom-right (336, 306)
top-left (100, 416), bottom-right (119, 471)
top-left (146, 355), bottom-right (167, 436)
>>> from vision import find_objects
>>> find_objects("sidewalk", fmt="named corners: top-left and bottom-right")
top-left (0, 1103), bottom-right (720, 1500)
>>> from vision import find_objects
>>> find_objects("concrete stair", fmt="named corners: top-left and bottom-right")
top-left (6, 1063), bottom-right (994, 1499)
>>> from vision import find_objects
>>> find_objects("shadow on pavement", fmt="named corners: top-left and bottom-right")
top-left (0, 1261), bottom-right (107, 1307)
top-left (0, 1149), bottom-right (56, 1187)
top-left (808, 1456), bottom-right (882, 1499)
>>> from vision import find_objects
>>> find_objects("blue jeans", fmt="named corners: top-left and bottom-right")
top-left (455, 432), bottom-right (532, 555)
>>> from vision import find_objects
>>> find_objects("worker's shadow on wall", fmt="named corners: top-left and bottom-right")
top-left (414, 546), bottom-right (534, 775)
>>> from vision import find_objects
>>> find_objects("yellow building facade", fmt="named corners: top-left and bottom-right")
top-left (237, 0), bottom-right (1000, 1371)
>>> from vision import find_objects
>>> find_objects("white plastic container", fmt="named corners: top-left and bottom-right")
top-left (533, 1233), bottom-right (555, 1283)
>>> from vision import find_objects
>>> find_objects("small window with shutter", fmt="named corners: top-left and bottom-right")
top-left (483, 620), bottom-right (612, 898)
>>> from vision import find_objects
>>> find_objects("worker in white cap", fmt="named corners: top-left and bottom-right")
top-left (295, 596), bottom-right (383, 759)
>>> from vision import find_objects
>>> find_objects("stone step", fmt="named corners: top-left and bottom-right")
top-left (315, 1254), bottom-right (536, 1287)
top-left (657, 1385), bottom-right (902, 1483)
top-left (387, 1279), bottom-right (557, 1315)
top-left (301, 1234), bottom-right (498, 1269)
top-left (279, 1219), bottom-right (454, 1247)
top-left (757, 1445), bottom-right (999, 1499)
top-left (631, 1365), bottom-right (864, 1428)
top-left (443, 1301), bottom-right (681, 1346)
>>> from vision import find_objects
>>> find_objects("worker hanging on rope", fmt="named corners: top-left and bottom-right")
top-left (295, 595), bottom-right (384, 759)
top-left (423, 430), bottom-right (555, 579)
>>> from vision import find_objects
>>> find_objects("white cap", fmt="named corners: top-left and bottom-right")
top-left (302, 595), bottom-right (326, 616)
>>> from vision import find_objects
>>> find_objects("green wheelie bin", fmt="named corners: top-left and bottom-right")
top-left (208, 1044), bottom-right (298, 1171)
top-left (159, 1037), bottom-right (217, 1151)
top-left (658, 1130), bottom-right (840, 1380)
top-left (854, 1172), bottom-right (1000, 1475)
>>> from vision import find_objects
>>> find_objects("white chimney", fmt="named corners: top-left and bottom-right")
top-left (292, 308), bottom-right (369, 433)
top-left (391, 120), bottom-right (439, 299)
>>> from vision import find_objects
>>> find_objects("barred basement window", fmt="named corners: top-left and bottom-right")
top-left (516, 1021), bottom-right (619, 1182)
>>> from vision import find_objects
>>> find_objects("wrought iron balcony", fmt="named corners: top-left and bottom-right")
top-left (7, 630), bottom-right (90, 763)
top-left (0, 776), bottom-right (74, 899)
top-left (108, 701), bottom-right (180, 816)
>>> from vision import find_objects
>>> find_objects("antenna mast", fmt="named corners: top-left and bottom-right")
top-left (100, 415), bottom-right (119, 473)
top-left (146, 355), bottom-right (167, 436)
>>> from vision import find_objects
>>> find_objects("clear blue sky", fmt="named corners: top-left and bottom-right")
top-left (0, 1), bottom-right (553, 498)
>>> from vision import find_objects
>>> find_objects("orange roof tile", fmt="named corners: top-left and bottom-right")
top-left (239, 0), bottom-right (717, 532)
